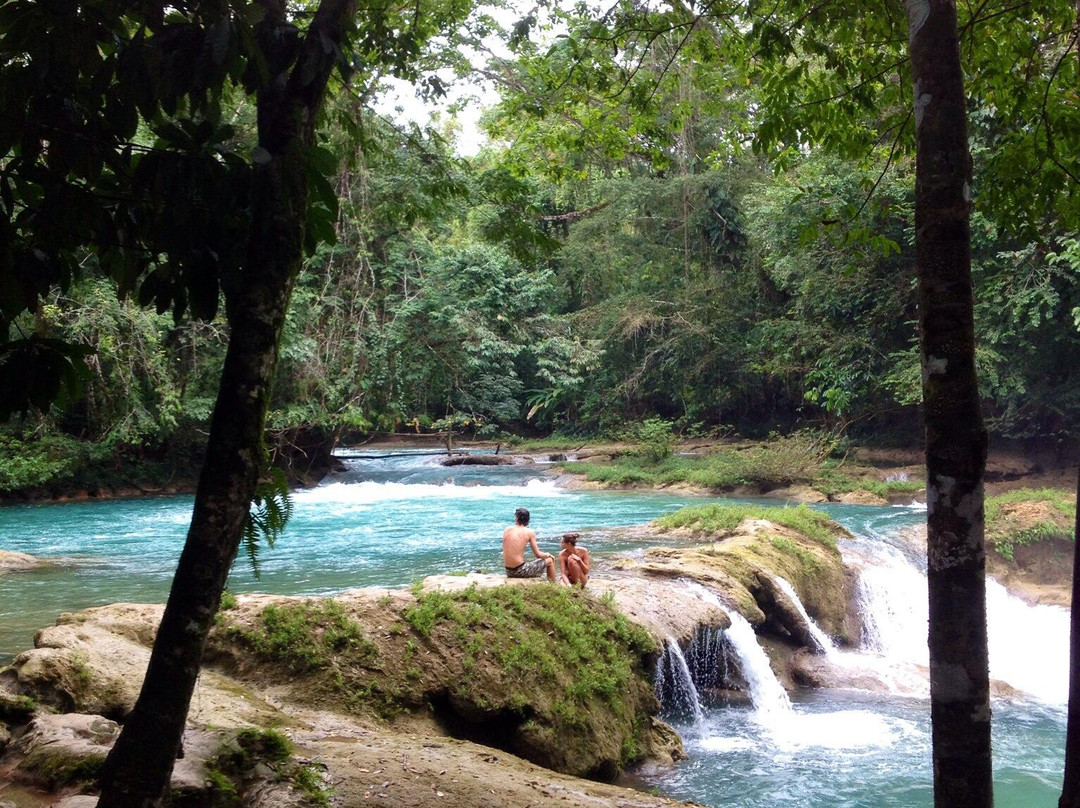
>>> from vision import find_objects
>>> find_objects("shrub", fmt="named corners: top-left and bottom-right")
top-left (634, 418), bottom-right (676, 462)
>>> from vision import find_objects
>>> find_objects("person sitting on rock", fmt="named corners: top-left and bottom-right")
top-left (503, 507), bottom-right (556, 581)
top-left (559, 533), bottom-right (590, 587)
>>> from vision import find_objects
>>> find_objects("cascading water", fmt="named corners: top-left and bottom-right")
top-left (852, 542), bottom-right (930, 664)
top-left (771, 574), bottom-right (836, 656)
top-left (686, 623), bottom-right (728, 693)
top-left (681, 581), bottom-right (793, 718)
top-left (844, 521), bottom-right (1070, 705)
top-left (655, 636), bottom-right (705, 724)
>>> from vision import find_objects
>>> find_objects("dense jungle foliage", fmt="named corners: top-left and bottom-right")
top-left (2, 1), bottom-right (1078, 494)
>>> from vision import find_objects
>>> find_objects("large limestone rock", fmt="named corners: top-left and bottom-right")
top-left (620, 516), bottom-right (858, 649)
top-left (1, 604), bottom-right (290, 728)
top-left (0, 594), bottom-right (694, 808)
top-left (208, 586), bottom-right (679, 781)
top-left (9, 713), bottom-right (118, 791)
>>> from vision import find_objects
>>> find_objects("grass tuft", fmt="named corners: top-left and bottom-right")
top-left (654, 502), bottom-right (841, 547)
top-left (985, 487), bottom-right (1074, 561)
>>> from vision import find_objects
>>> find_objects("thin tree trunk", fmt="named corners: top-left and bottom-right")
top-left (97, 2), bottom-right (356, 804)
top-left (1062, 462), bottom-right (1080, 807)
top-left (905, 1), bottom-right (993, 806)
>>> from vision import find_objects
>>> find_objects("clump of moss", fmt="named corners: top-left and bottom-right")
top-left (19, 750), bottom-right (105, 790)
top-left (986, 488), bottom-right (1075, 561)
top-left (405, 584), bottom-right (657, 716)
top-left (203, 729), bottom-right (331, 808)
top-left (230, 599), bottom-right (378, 672)
top-left (654, 502), bottom-right (843, 547)
top-left (0, 692), bottom-right (38, 722)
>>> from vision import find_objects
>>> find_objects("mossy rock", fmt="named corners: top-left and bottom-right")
top-left (0, 689), bottom-right (39, 723)
top-left (12, 714), bottom-right (118, 792)
top-left (645, 505), bottom-right (857, 645)
top-left (18, 749), bottom-right (105, 791)
top-left (210, 587), bottom-right (671, 781)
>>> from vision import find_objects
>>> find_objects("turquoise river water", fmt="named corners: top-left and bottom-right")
top-left (0, 451), bottom-right (1068, 807)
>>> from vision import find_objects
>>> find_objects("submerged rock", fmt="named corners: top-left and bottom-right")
top-left (0, 551), bottom-right (52, 574)
top-left (441, 454), bottom-right (513, 466)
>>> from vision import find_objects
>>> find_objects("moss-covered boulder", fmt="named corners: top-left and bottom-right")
top-left (627, 504), bottom-right (857, 647)
top-left (984, 488), bottom-right (1074, 605)
top-left (9, 713), bottom-right (118, 791)
top-left (209, 585), bottom-right (672, 780)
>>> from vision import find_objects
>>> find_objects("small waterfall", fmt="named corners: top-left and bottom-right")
top-left (986, 578), bottom-right (1068, 703)
top-left (852, 545), bottom-right (929, 665)
top-left (721, 609), bottom-right (794, 718)
top-left (682, 582), bottom-right (793, 718)
top-left (655, 636), bottom-right (705, 724)
top-left (771, 575), bottom-right (836, 656)
top-left (687, 623), bottom-right (728, 692)
top-left (846, 530), bottom-right (1069, 704)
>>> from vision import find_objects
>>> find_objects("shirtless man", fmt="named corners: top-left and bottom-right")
top-left (559, 532), bottom-right (590, 587)
top-left (502, 507), bottom-right (556, 581)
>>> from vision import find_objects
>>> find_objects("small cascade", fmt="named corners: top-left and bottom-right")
top-left (771, 575), bottom-right (836, 656)
top-left (852, 545), bottom-right (929, 665)
top-left (686, 623), bottom-right (728, 692)
top-left (986, 578), bottom-right (1068, 704)
top-left (721, 609), bottom-right (794, 718)
top-left (655, 636), bottom-right (705, 724)
top-left (681, 582), bottom-right (793, 718)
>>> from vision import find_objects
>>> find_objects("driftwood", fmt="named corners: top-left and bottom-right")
top-left (440, 455), bottom-right (513, 467)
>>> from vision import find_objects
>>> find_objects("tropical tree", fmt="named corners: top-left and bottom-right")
top-left (0, 0), bottom-right (472, 804)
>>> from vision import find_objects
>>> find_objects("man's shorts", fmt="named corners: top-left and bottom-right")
top-left (506, 558), bottom-right (548, 578)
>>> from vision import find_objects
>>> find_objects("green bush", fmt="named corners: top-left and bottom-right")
top-left (0, 432), bottom-right (94, 491)
top-left (633, 418), bottom-right (676, 462)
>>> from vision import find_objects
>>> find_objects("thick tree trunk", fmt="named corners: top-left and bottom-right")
top-left (97, 2), bottom-right (356, 805)
top-left (1062, 463), bottom-right (1080, 808)
top-left (905, 2), bottom-right (993, 807)
top-left (1059, 12), bottom-right (1080, 806)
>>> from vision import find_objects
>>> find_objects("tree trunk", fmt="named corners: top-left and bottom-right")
top-left (1062, 463), bottom-right (1080, 808)
top-left (905, 2), bottom-right (993, 807)
top-left (1059, 12), bottom-right (1080, 806)
top-left (97, 2), bottom-right (356, 805)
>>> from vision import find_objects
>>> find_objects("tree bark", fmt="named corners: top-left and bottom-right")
top-left (96, 1), bottom-right (356, 805)
top-left (1059, 11), bottom-right (1080, 806)
top-left (905, 1), bottom-right (993, 806)
top-left (1062, 462), bottom-right (1080, 807)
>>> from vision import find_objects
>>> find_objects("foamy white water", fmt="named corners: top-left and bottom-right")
top-left (987, 578), bottom-right (1069, 704)
top-left (293, 477), bottom-right (565, 506)
top-left (771, 574), bottom-right (837, 656)
top-left (845, 527), bottom-right (1070, 704)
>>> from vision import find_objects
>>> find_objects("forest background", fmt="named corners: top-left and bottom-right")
top-left (4, 0), bottom-right (1079, 496)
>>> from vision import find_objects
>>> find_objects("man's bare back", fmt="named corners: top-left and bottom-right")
top-left (502, 507), bottom-right (555, 581)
